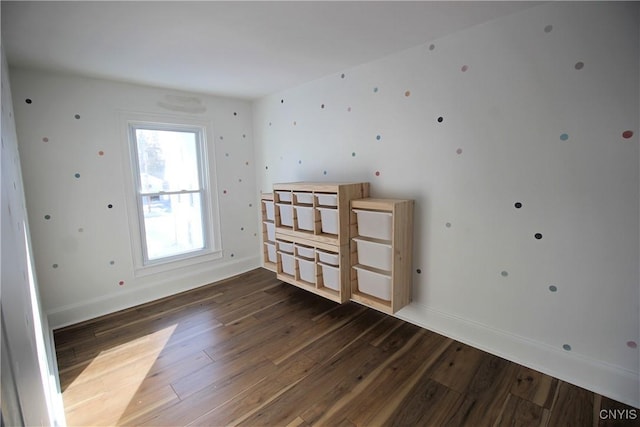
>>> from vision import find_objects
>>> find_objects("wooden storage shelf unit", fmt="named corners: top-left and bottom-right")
top-left (260, 192), bottom-right (277, 272)
top-left (271, 182), bottom-right (369, 303)
top-left (350, 198), bottom-right (414, 314)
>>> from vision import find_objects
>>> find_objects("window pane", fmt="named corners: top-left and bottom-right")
top-left (135, 129), bottom-right (200, 193)
top-left (141, 193), bottom-right (204, 260)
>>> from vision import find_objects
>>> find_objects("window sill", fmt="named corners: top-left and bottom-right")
top-left (133, 250), bottom-right (223, 277)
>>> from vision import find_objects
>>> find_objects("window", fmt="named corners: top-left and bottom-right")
top-left (124, 116), bottom-right (221, 271)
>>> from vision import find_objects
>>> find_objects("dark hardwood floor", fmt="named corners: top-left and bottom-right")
top-left (54, 268), bottom-right (638, 426)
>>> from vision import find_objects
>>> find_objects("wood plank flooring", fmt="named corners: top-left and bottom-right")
top-left (54, 268), bottom-right (638, 426)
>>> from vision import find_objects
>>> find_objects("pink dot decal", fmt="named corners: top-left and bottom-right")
top-left (118, 280), bottom-right (125, 286)
top-left (98, 150), bottom-right (104, 156)
top-left (461, 65), bottom-right (469, 72)
top-left (627, 341), bottom-right (637, 349)
top-left (347, 107), bottom-right (352, 112)
top-left (375, 171), bottom-right (380, 176)
top-left (42, 137), bottom-right (49, 143)
top-left (404, 90), bottom-right (411, 97)
top-left (622, 130), bottom-right (634, 139)
top-left (223, 190), bottom-right (228, 194)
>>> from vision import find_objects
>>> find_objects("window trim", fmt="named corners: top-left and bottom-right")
top-left (120, 112), bottom-right (223, 276)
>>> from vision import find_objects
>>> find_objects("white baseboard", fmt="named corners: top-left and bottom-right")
top-left (395, 302), bottom-right (639, 409)
top-left (47, 256), bottom-right (261, 329)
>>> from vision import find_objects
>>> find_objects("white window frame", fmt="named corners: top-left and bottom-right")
top-left (121, 112), bottom-right (222, 276)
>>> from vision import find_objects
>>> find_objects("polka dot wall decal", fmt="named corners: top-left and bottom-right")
top-left (25, 98), bottom-right (32, 104)
top-left (416, 268), bottom-right (422, 274)
top-left (560, 133), bottom-right (569, 141)
top-left (514, 202), bottom-right (522, 209)
top-left (249, 203), bottom-right (253, 207)
top-left (321, 104), bottom-right (325, 109)
top-left (347, 107), bottom-right (352, 112)
top-left (544, 24), bottom-right (553, 33)
top-left (52, 264), bottom-right (58, 269)
top-left (240, 227), bottom-right (244, 231)
top-left (501, 270), bottom-right (509, 277)
top-left (456, 148), bottom-right (463, 155)
top-left (461, 65), bottom-right (469, 72)
top-left (243, 134), bottom-right (246, 138)
top-left (42, 137), bottom-right (49, 142)
top-left (265, 166), bottom-right (269, 169)
top-left (281, 99), bottom-right (284, 104)
top-left (74, 173), bottom-right (81, 178)
top-left (223, 190), bottom-right (228, 194)
top-left (323, 170), bottom-right (327, 175)
top-left (562, 344), bottom-right (572, 351)
top-left (269, 122), bottom-right (272, 126)
top-left (445, 222), bottom-right (452, 228)
top-left (74, 114), bottom-right (81, 119)
top-left (110, 260), bottom-right (115, 265)
top-left (549, 285), bottom-right (558, 292)
top-left (298, 160), bottom-right (302, 164)
top-left (341, 73), bottom-right (345, 79)
top-left (245, 161), bottom-right (249, 165)
top-left (404, 90), bottom-right (411, 97)
top-left (622, 130), bottom-right (634, 139)
top-left (375, 171), bottom-right (380, 176)
top-left (119, 280), bottom-right (125, 286)
top-left (225, 153), bottom-right (229, 157)
top-left (233, 112), bottom-right (237, 116)
top-left (98, 150), bottom-right (104, 156)
top-left (373, 87), bottom-right (379, 93)
top-left (78, 227), bottom-right (84, 233)
top-left (429, 43), bottom-right (435, 51)
top-left (352, 152), bottom-right (356, 157)
top-left (219, 136), bottom-right (224, 140)
top-left (293, 121), bottom-right (297, 126)
top-left (44, 214), bottom-right (51, 220)
top-left (574, 61), bottom-right (584, 70)
top-left (437, 116), bottom-right (444, 123)
top-left (627, 341), bottom-right (637, 349)
top-left (230, 253), bottom-right (235, 258)
top-left (534, 233), bottom-right (543, 240)
top-left (376, 135), bottom-right (381, 141)
top-left (107, 204), bottom-right (113, 209)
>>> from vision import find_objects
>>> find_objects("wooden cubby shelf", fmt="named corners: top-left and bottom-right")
top-left (350, 198), bottom-right (414, 314)
top-left (261, 184), bottom-right (413, 312)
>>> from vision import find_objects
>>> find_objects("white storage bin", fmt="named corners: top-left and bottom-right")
top-left (295, 244), bottom-right (315, 260)
top-left (294, 192), bottom-right (314, 205)
top-left (294, 205), bottom-right (314, 231)
top-left (280, 252), bottom-right (296, 276)
top-left (277, 203), bottom-right (294, 227)
top-left (353, 237), bottom-right (392, 271)
top-left (297, 257), bottom-right (316, 284)
top-left (264, 242), bottom-right (276, 263)
top-left (319, 262), bottom-right (339, 291)
top-left (353, 209), bottom-right (393, 241)
top-left (264, 221), bottom-right (275, 242)
top-left (276, 191), bottom-right (292, 202)
top-left (277, 240), bottom-right (294, 254)
top-left (316, 207), bottom-right (338, 235)
top-left (353, 265), bottom-right (392, 301)
top-left (316, 249), bottom-right (339, 266)
top-left (316, 193), bottom-right (338, 207)
top-left (263, 201), bottom-right (275, 221)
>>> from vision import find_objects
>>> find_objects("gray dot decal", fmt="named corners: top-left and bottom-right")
top-left (563, 344), bottom-right (572, 351)
top-left (627, 341), bottom-right (637, 349)
top-left (501, 271), bottom-right (509, 277)
top-left (341, 73), bottom-right (345, 79)
top-left (544, 24), bottom-right (553, 33)
top-left (74, 114), bottom-right (81, 119)
top-left (514, 202), bottom-right (522, 209)
top-left (78, 227), bottom-right (84, 233)
top-left (25, 98), bottom-right (32, 104)
top-left (445, 222), bottom-right (451, 228)
top-left (534, 233), bottom-right (542, 240)
top-left (42, 137), bottom-right (49, 142)
top-left (549, 285), bottom-right (557, 292)
top-left (107, 204), bottom-right (113, 209)
top-left (437, 116), bottom-right (443, 123)
top-left (44, 214), bottom-right (51, 220)
top-left (429, 44), bottom-right (435, 51)
top-left (109, 260), bottom-right (115, 265)
top-left (74, 173), bottom-right (81, 178)
top-left (416, 268), bottom-right (421, 274)
top-left (574, 61), bottom-right (584, 70)
top-left (52, 264), bottom-right (58, 269)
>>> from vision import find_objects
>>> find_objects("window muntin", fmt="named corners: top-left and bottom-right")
top-left (130, 124), bottom-right (210, 264)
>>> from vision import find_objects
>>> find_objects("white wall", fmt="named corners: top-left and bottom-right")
top-left (10, 70), bottom-right (261, 328)
top-left (1, 45), bottom-right (63, 426)
top-left (253, 2), bottom-right (639, 407)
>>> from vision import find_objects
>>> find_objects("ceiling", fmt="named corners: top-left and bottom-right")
top-left (2, 1), bottom-right (539, 99)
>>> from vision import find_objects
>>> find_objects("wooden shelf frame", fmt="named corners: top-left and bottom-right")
top-left (260, 192), bottom-right (277, 272)
top-left (350, 198), bottom-right (414, 314)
